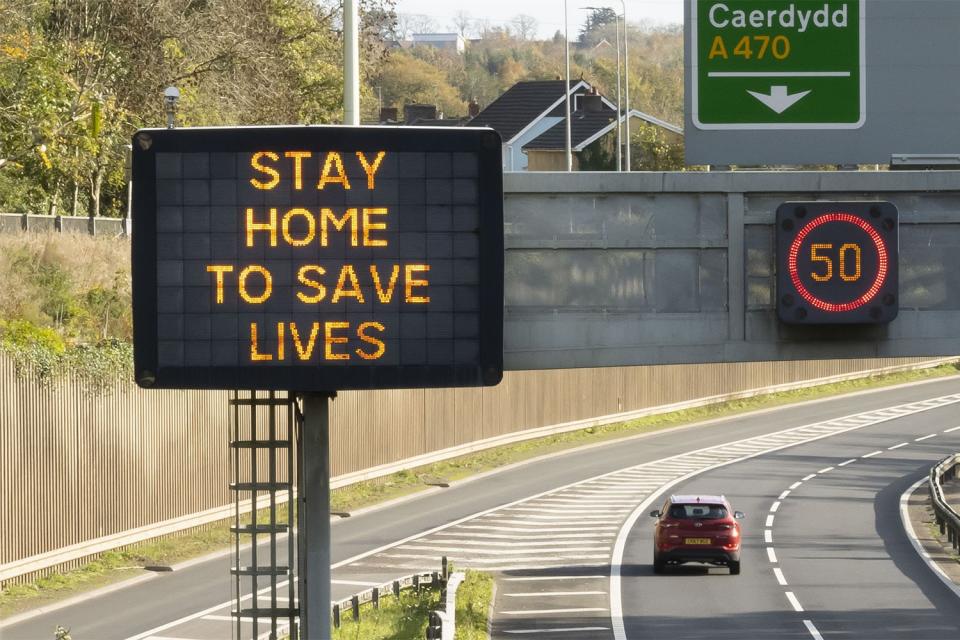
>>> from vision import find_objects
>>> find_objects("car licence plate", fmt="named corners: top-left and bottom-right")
top-left (684, 537), bottom-right (711, 545)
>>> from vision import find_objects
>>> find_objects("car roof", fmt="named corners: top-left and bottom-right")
top-left (669, 494), bottom-right (728, 505)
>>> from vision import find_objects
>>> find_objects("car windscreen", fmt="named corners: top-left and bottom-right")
top-left (668, 504), bottom-right (727, 519)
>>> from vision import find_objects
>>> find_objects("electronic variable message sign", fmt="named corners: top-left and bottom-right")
top-left (776, 201), bottom-right (898, 324)
top-left (131, 126), bottom-right (504, 391)
top-left (691, 0), bottom-right (864, 129)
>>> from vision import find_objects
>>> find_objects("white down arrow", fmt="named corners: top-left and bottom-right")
top-left (747, 86), bottom-right (811, 114)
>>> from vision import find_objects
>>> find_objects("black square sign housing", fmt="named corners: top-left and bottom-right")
top-left (776, 201), bottom-right (898, 325)
top-left (132, 125), bottom-right (504, 391)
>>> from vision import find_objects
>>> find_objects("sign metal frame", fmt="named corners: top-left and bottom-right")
top-left (131, 125), bottom-right (504, 391)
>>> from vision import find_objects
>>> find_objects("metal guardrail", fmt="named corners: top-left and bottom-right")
top-left (331, 557), bottom-right (461, 639)
top-left (929, 454), bottom-right (960, 552)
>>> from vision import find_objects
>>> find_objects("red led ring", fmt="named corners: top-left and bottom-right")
top-left (787, 213), bottom-right (889, 312)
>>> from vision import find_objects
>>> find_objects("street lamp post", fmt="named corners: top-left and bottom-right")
top-left (564, 0), bottom-right (573, 172)
top-left (581, 6), bottom-right (623, 172)
top-left (621, 0), bottom-right (631, 171)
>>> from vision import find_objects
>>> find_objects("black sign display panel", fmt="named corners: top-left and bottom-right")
top-left (132, 126), bottom-right (503, 390)
top-left (776, 201), bottom-right (898, 325)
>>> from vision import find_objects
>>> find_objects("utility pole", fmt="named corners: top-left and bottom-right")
top-left (564, 0), bottom-right (573, 172)
top-left (344, 0), bottom-right (360, 125)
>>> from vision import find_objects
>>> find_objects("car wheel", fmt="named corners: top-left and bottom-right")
top-left (729, 560), bottom-right (741, 575)
top-left (653, 552), bottom-right (665, 575)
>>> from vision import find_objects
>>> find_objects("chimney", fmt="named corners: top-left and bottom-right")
top-left (581, 87), bottom-right (603, 113)
top-left (379, 107), bottom-right (398, 123)
top-left (404, 103), bottom-right (438, 124)
top-left (468, 99), bottom-right (480, 118)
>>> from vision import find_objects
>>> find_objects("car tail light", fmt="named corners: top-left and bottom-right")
top-left (660, 522), bottom-right (678, 528)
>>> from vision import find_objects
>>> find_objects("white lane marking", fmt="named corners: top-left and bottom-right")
top-left (767, 547), bottom-right (778, 563)
top-left (766, 514), bottom-right (775, 527)
top-left (802, 473), bottom-right (817, 481)
top-left (774, 568), bottom-right (788, 586)
top-left (804, 619), bottom-right (826, 640)
top-left (778, 490), bottom-right (791, 500)
top-left (331, 579), bottom-right (381, 587)
top-left (765, 530), bottom-right (773, 543)
top-left (457, 525), bottom-right (619, 533)
top-left (944, 425), bottom-right (960, 433)
top-left (888, 442), bottom-right (910, 450)
top-left (431, 532), bottom-right (610, 541)
top-left (790, 481), bottom-right (803, 489)
top-left (382, 553), bottom-right (611, 563)
top-left (500, 607), bottom-right (608, 615)
top-left (503, 627), bottom-right (610, 635)
top-left (770, 501), bottom-right (782, 513)
top-left (915, 433), bottom-right (938, 441)
top-left (838, 458), bottom-right (857, 466)
top-left (862, 450), bottom-right (883, 458)
top-left (785, 591), bottom-right (804, 612)
top-left (417, 538), bottom-right (610, 547)
top-left (505, 591), bottom-right (607, 597)
top-left (397, 545), bottom-right (611, 554)
top-left (818, 466), bottom-right (834, 474)
top-left (124, 580), bottom-right (287, 640)
top-left (502, 575), bottom-right (606, 581)
top-left (899, 477), bottom-right (960, 599)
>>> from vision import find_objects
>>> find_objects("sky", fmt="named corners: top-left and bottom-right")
top-left (394, 0), bottom-right (684, 40)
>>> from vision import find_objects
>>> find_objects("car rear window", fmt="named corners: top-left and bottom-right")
top-left (668, 504), bottom-right (727, 519)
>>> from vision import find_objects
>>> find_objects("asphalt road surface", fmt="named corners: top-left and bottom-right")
top-left (3, 375), bottom-right (960, 639)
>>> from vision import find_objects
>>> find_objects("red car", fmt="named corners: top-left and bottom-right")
top-left (649, 494), bottom-right (744, 575)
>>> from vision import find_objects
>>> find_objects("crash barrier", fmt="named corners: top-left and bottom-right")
top-left (330, 557), bottom-right (459, 638)
top-left (0, 213), bottom-right (128, 236)
top-left (2, 354), bottom-right (955, 586)
top-left (930, 454), bottom-right (960, 553)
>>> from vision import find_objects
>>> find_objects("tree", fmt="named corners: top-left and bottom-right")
top-left (451, 10), bottom-right (473, 39)
top-left (511, 14), bottom-right (538, 41)
top-left (378, 52), bottom-right (466, 117)
top-left (579, 7), bottom-right (618, 45)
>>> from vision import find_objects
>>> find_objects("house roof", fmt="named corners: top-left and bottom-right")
top-left (524, 108), bottom-right (683, 152)
top-left (468, 80), bottom-right (588, 143)
top-left (522, 108), bottom-right (617, 151)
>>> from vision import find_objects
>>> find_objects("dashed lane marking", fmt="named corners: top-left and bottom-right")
top-left (790, 481), bottom-right (803, 489)
top-left (770, 501), bottom-right (782, 513)
top-left (944, 425), bottom-right (960, 433)
top-left (888, 442), bottom-right (910, 450)
top-left (802, 473), bottom-right (817, 481)
top-left (766, 514), bottom-right (775, 527)
top-left (778, 490), bottom-right (791, 500)
top-left (838, 458), bottom-right (857, 466)
top-left (862, 450), bottom-right (883, 458)
top-left (817, 466), bottom-right (834, 474)
top-left (774, 568), bottom-right (788, 586)
top-left (915, 433), bottom-right (938, 441)
top-left (765, 530), bottom-right (774, 543)
top-left (785, 592), bottom-right (804, 612)
top-left (804, 619), bottom-right (826, 640)
top-left (767, 547), bottom-right (778, 563)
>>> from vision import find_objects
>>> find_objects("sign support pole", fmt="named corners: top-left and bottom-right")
top-left (298, 392), bottom-right (334, 639)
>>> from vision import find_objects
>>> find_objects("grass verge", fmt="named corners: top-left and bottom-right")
top-left (2, 361), bottom-right (958, 619)
top-left (328, 569), bottom-right (491, 640)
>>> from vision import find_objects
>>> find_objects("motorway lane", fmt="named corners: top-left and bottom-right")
top-left (4, 375), bottom-right (960, 639)
top-left (620, 398), bottom-right (960, 639)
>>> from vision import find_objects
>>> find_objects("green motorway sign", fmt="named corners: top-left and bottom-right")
top-left (692, 0), bottom-right (865, 129)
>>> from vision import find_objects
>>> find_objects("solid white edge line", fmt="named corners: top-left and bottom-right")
top-left (609, 390), bottom-right (960, 640)
top-left (804, 619), bottom-right (826, 640)
top-left (785, 591), bottom-right (804, 612)
top-left (899, 477), bottom-right (960, 600)
top-left (774, 567), bottom-right (788, 586)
